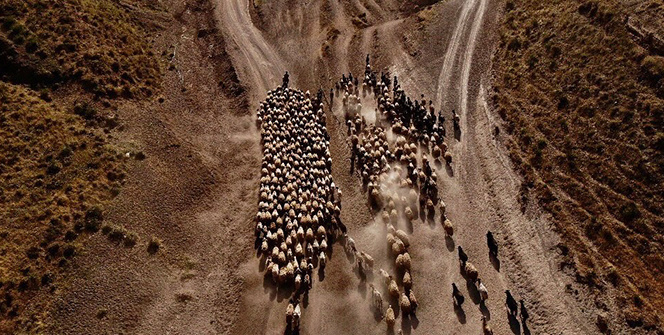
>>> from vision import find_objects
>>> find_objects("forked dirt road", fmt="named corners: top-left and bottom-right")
top-left (220, 0), bottom-right (599, 334)
top-left (45, 0), bottom-right (602, 334)
top-left (220, 0), bottom-right (286, 95)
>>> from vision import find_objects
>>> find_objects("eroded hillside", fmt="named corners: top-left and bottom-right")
top-left (0, 0), bottom-right (163, 332)
top-left (492, 0), bottom-right (664, 332)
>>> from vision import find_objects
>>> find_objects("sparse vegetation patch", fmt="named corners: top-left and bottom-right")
top-left (493, 0), bottom-right (664, 331)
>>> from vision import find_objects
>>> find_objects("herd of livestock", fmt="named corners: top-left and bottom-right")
top-left (255, 82), bottom-right (344, 330)
top-left (255, 58), bottom-right (530, 333)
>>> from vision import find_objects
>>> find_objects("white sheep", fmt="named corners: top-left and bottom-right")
top-left (385, 305), bottom-right (395, 328)
top-left (395, 230), bottom-right (410, 247)
top-left (305, 228), bottom-right (314, 242)
top-left (396, 252), bottom-right (411, 271)
top-left (370, 284), bottom-right (383, 314)
top-left (295, 274), bottom-right (302, 291)
top-left (388, 279), bottom-right (399, 298)
top-left (295, 243), bottom-right (304, 258)
top-left (464, 261), bottom-right (479, 282)
top-left (379, 269), bottom-right (391, 286)
top-left (345, 235), bottom-right (357, 254)
top-left (318, 251), bottom-right (327, 269)
top-left (381, 211), bottom-right (390, 223)
top-left (443, 218), bottom-right (454, 236)
top-left (404, 206), bottom-right (415, 222)
top-left (386, 233), bottom-right (397, 247)
top-left (391, 239), bottom-right (406, 256)
top-left (360, 251), bottom-right (374, 269)
top-left (477, 279), bottom-right (488, 302)
top-left (400, 293), bottom-right (411, 315)
top-left (390, 209), bottom-right (398, 224)
top-left (286, 302), bottom-right (294, 323)
top-left (293, 303), bottom-right (301, 329)
top-left (403, 271), bottom-right (412, 290)
top-left (409, 290), bottom-right (418, 313)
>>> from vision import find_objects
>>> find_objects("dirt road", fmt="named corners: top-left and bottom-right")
top-left (223, 0), bottom-right (600, 334)
top-left (219, 0), bottom-right (286, 94)
top-left (46, 0), bottom-right (601, 334)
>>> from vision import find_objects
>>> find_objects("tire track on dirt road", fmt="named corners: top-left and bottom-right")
top-left (458, 0), bottom-right (487, 124)
top-left (434, 0), bottom-right (478, 111)
top-left (218, 0), bottom-right (286, 95)
top-left (440, 0), bottom-right (599, 331)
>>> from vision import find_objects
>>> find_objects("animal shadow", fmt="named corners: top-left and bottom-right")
top-left (480, 302), bottom-right (491, 320)
top-left (454, 304), bottom-right (466, 324)
top-left (284, 324), bottom-right (300, 335)
top-left (465, 279), bottom-right (481, 305)
top-left (410, 314), bottom-right (419, 329)
top-left (318, 266), bottom-right (326, 281)
top-left (445, 236), bottom-right (455, 251)
top-left (490, 254), bottom-right (501, 271)
top-left (445, 162), bottom-right (454, 177)
top-left (522, 321), bottom-right (531, 335)
top-left (401, 314), bottom-right (413, 335)
top-left (508, 313), bottom-right (521, 334)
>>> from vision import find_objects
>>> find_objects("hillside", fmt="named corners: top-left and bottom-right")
top-left (3, 0), bottom-right (664, 333)
top-left (0, 0), bottom-right (162, 332)
top-left (492, 0), bottom-right (664, 332)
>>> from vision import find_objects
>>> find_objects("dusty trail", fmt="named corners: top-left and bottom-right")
top-left (218, 0), bottom-right (600, 334)
top-left (434, 0), bottom-right (478, 111)
top-left (41, 0), bottom-right (606, 333)
top-left (426, 0), bottom-right (599, 333)
top-left (459, 0), bottom-right (487, 120)
top-left (219, 0), bottom-right (286, 95)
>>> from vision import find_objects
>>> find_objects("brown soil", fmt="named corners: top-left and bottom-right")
top-left (492, 0), bottom-right (664, 332)
top-left (4, 0), bottom-right (658, 334)
top-left (0, 0), bottom-right (163, 332)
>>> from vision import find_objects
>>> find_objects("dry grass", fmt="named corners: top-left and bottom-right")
top-left (493, 0), bottom-right (664, 331)
top-left (0, 0), bottom-right (163, 333)
top-left (0, 0), bottom-right (162, 98)
top-left (0, 83), bottom-right (127, 333)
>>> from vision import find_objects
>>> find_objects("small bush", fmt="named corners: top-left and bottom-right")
top-left (46, 162), bottom-right (61, 175)
top-left (147, 237), bottom-right (161, 254)
top-left (63, 244), bottom-right (76, 259)
top-left (100, 224), bottom-right (112, 235)
top-left (84, 206), bottom-right (103, 231)
top-left (26, 247), bottom-right (40, 259)
top-left (96, 308), bottom-right (107, 319)
top-left (1, 16), bottom-right (18, 31)
top-left (58, 146), bottom-right (73, 158)
top-left (108, 225), bottom-right (126, 242)
top-left (25, 36), bottom-right (39, 53)
top-left (641, 56), bottom-right (664, 83)
top-left (619, 202), bottom-right (640, 222)
top-left (124, 232), bottom-right (138, 247)
top-left (175, 293), bottom-right (193, 303)
top-left (654, 132), bottom-right (664, 152)
top-left (73, 102), bottom-right (97, 120)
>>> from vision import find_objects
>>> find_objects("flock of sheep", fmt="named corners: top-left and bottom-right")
top-left (332, 58), bottom-right (530, 334)
top-left (331, 58), bottom-right (454, 330)
top-left (254, 57), bottom-right (530, 333)
top-left (255, 84), bottom-right (344, 331)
